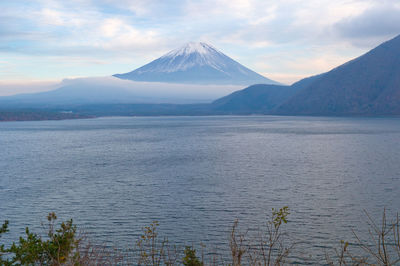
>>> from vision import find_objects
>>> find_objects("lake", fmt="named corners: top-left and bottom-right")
top-left (1, 116), bottom-right (399, 264)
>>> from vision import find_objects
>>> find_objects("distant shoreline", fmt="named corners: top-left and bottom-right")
top-left (0, 110), bottom-right (93, 122)
top-left (1, 109), bottom-right (400, 122)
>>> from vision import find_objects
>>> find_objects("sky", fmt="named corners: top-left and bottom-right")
top-left (1, 0), bottom-right (400, 94)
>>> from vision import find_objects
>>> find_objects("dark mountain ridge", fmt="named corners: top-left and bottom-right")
top-left (210, 74), bottom-right (324, 114)
top-left (213, 34), bottom-right (400, 116)
top-left (275, 34), bottom-right (400, 115)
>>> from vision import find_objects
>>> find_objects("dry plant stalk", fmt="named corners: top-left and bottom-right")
top-left (229, 206), bottom-right (293, 266)
top-left (327, 209), bottom-right (400, 266)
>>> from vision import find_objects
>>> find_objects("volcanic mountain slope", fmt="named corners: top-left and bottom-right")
top-left (275, 34), bottom-right (400, 115)
top-left (114, 42), bottom-right (279, 86)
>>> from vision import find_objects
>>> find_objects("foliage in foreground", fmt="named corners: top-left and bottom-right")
top-left (1, 207), bottom-right (399, 265)
top-left (0, 212), bottom-right (79, 265)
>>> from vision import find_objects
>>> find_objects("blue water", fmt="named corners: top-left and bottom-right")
top-left (1, 116), bottom-right (400, 263)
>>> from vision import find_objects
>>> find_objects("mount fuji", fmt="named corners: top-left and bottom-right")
top-left (114, 42), bottom-right (279, 86)
top-left (0, 42), bottom-right (279, 109)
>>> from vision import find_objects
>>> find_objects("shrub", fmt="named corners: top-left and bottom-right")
top-left (182, 246), bottom-right (203, 266)
top-left (0, 212), bottom-right (79, 265)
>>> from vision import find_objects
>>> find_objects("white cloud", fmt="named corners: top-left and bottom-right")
top-left (100, 18), bottom-right (124, 38)
top-left (334, 2), bottom-right (400, 46)
top-left (0, 80), bottom-right (61, 96)
top-left (96, 18), bottom-right (162, 52)
top-left (40, 8), bottom-right (65, 26)
top-left (0, 76), bottom-right (242, 103)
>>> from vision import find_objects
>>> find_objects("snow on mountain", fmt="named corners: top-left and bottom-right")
top-left (114, 42), bottom-right (280, 85)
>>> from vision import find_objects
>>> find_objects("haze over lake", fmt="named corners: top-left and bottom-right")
top-left (1, 116), bottom-right (399, 263)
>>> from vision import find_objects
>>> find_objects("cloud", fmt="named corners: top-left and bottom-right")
top-left (96, 18), bottom-right (162, 52)
top-left (1, 0), bottom-right (399, 85)
top-left (0, 80), bottom-right (60, 96)
top-left (0, 2), bottom-right (167, 62)
top-left (334, 2), bottom-right (400, 46)
top-left (0, 76), bottom-right (243, 103)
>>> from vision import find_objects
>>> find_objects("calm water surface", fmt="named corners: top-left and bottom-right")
top-left (1, 116), bottom-right (400, 263)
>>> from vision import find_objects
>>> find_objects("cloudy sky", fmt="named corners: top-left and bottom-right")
top-left (1, 0), bottom-right (400, 91)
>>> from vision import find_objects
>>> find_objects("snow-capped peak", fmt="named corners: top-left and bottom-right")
top-left (163, 42), bottom-right (217, 58)
top-left (114, 42), bottom-right (279, 85)
top-left (155, 42), bottom-right (227, 72)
